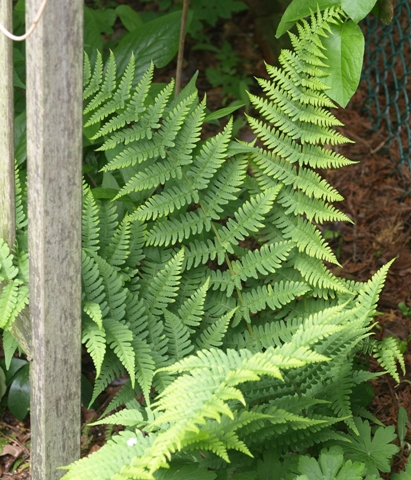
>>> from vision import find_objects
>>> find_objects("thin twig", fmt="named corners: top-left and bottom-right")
top-left (175, 0), bottom-right (190, 98)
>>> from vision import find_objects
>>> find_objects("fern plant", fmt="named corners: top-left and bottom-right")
top-left (0, 5), bottom-right (406, 480)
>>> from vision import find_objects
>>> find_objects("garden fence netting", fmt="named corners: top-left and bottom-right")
top-left (361, 0), bottom-right (411, 186)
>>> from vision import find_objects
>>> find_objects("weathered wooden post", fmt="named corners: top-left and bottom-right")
top-left (0, 0), bottom-right (15, 247)
top-left (25, 0), bottom-right (83, 478)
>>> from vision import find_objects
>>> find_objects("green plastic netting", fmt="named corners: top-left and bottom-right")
top-left (362, 0), bottom-right (411, 177)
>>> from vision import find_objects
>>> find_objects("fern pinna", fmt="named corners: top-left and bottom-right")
top-left (0, 6), bottom-right (404, 480)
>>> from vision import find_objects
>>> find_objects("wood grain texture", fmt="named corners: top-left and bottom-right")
top-left (26, 0), bottom-right (83, 478)
top-left (0, 0), bottom-right (15, 247)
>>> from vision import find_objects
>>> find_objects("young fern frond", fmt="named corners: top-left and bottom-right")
top-left (373, 336), bottom-right (405, 383)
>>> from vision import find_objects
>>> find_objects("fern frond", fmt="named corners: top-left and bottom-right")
top-left (0, 280), bottom-right (28, 329)
top-left (294, 254), bottom-right (350, 293)
top-left (91, 407), bottom-right (144, 427)
top-left (143, 249), bottom-right (184, 319)
top-left (125, 292), bottom-right (147, 336)
top-left (15, 162), bottom-right (27, 230)
top-left (355, 260), bottom-right (394, 320)
top-left (278, 187), bottom-right (350, 223)
top-left (177, 277), bottom-right (210, 329)
top-left (85, 53), bottom-right (135, 127)
top-left (104, 217), bottom-right (131, 267)
top-left (373, 336), bottom-right (405, 383)
top-left (248, 95), bottom-right (346, 146)
top-left (254, 77), bottom-right (342, 127)
top-left (82, 186), bottom-right (100, 252)
top-left (0, 239), bottom-right (18, 281)
top-left (114, 160), bottom-right (183, 199)
top-left (100, 379), bottom-right (134, 418)
top-left (104, 317), bottom-right (136, 386)
top-left (93, 254), bottom-right (127, 321)
top-left (163, 309), bottom-right (194, 360)
top-left (95, 62), bottom-right (154, 142)
top-left (201, 156), bottom-right (248, 220)
top-left (209, 268), bottom-right (241, 297)
top-left (101, 82), bottom-right (175, 170)
top-left (217, 187), bottom-right (282, 250)
top-left (297, 143), bottom-right (356, 169)
top-left (252, 149), bottom-right (343, 202)
top-left (84, 51), bottom-right (117, 115)
top-left (264, 62), bottom-right (334, 108)
top-left (83, 51), bottom-right (103, 100)
top-left (125, 220), bottom-right (146, 268)
top-left (186, 119), bottom-right (233, 191)
top-left (232, 241), bottom-right (295, 281)
top-left (81, 251), bottom-right (106, 310)
top-left (273, 208), bottom-right (339, 264)
top-left (167, 98), bottom-right (206, 166)
top-left (82, 317), bottom-right (106, 378)
top-left (328, 359), bottom-right (356, 432)
top-left (132, 337), bottom-right (156, 405)
top-left (97, 199), bottom-right (118, 251)
top-left (195, 308), bottom-right (235, 349)
top-left (83, 300), bottom-right (103, 329)
top-left (183, 239), bottom-right (224, 269)
top-left (240, 281), bottom-right (310, 322)
top-left (130, 183), bottom-right (197, 222)
top-left (61, 430), bottom-right (154, 480)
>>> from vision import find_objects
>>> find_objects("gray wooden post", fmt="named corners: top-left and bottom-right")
top-left (0, 0), bottom-right (15, 247)
top-left (26, 0), bottom-right (83, 478)
top-left (0, 0), bottom-right (32, 358)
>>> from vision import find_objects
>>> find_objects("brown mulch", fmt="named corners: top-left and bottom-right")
top-left (1, 3), bottom-right (410, 477)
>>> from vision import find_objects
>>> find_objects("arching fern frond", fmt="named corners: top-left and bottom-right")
top-left (217, 186), bottom-right (282, 250)
top-left (95, 61), bottom-right (154, 142)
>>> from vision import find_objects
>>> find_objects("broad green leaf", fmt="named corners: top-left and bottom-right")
top-left (81, 374), bottom-right (98, 409)
top-left (84, 7), bottom-right (103, 58)
top-left (14, 70), bottom-right (25, 89)
top-left (340, 418), bottom-right (399, 476)
top-left (297, 446), bottom-right (365, 479)
top-left (0, 368), bottom-right (6, 401)
top-left (2, 332), bottom-right (20, 370)
top-left (86, 6), bottom-right (116, 34)
top-left (14, 111), bottom-right (27, 165)
top-left (0, 357), bottom-right (27, 384)
top-left (8, 363), bottom-right (30, 421)
top-left (113, 11), bottom-right (182, 82)
top-left (397, 406), bottom-right (408, 445)
top-left (321, 20), bottom-right (364, 107)
top-left (276, 0), bottom-right (340, 38)
top-left (341, 0), bottom-right (378, 23)
top-left (116, 5), bottom-right (143, 32)
top-left (13, 47), bottom-right (25, 90)
top-left (204, 102), bottom-right (245, 123)
top-left (391, 462), bottom-right (411, 480)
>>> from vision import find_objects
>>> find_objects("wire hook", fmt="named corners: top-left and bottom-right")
top-left (0, 0), bottom-right (49, 42)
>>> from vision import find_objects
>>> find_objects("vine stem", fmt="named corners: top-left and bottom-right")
top-left (175, 0), bottom-right (190, 98)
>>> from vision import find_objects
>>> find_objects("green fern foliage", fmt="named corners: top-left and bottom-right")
top-left (58, 7), bottom-right (405, 479)
top-left (0, 5), bottom-right (405, 480)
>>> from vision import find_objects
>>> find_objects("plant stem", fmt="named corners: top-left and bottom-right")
top-left (175, 0), bottom-right (190, 98)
